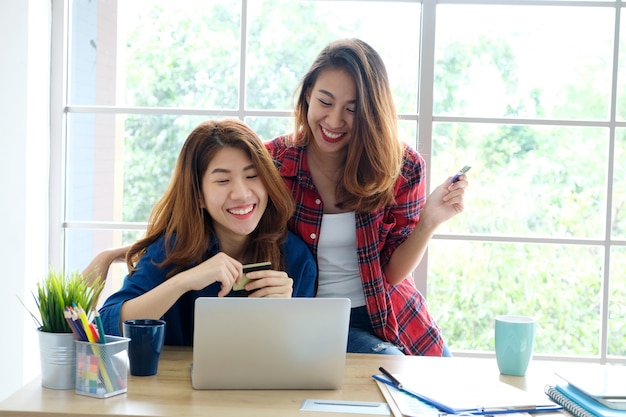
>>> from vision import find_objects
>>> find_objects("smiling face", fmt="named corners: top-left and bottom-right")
top-left (201, 146), bottom-right (268, 243)
top-left (306, 68), bottom-right (356, 155)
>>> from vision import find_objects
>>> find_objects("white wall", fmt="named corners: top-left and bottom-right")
top-left (0, 0), bottom-right (50, 402)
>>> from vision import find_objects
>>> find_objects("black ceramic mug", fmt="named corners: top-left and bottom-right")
top-left (122, 319), bottom-right (166, 376)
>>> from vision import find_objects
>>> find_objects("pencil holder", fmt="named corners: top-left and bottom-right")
top-left (75, 336), bottom-right (130, 398)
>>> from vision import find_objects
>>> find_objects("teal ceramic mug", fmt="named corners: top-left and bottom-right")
top-left (494, 315), bottom-right (535, 376)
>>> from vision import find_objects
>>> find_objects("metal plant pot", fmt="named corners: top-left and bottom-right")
top-left (38, 329), bottom-right (76, 389)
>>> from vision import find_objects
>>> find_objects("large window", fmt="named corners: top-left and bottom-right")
top-left (53, 0), bottom-right (626, 361)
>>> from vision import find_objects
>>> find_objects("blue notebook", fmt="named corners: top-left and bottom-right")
top-left (545, 383), bottom-right (626, 417)
top-left (556, 366), bottom-right (626, 410)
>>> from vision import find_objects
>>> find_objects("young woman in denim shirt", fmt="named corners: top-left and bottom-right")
top-left (98, 119), bottom-right (316, 346)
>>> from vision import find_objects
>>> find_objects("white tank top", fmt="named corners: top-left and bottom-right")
top-left (316, 212), bottom-right (365, 307)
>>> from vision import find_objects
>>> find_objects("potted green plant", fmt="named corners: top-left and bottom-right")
top-left (21, 268), bottom-right (103, 389)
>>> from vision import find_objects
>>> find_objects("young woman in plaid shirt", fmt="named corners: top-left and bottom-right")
top-left (265, 38), bottom-right (468, 356)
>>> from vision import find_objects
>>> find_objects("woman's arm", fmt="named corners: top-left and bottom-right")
top-left (82, 245), bottom-right (130, 286)
top-left (384, 175), bottom-right (467, 285)
top-left (119, 268), bottom-right (191, 322)
top-left (119, 251), bottom-right (242, 322)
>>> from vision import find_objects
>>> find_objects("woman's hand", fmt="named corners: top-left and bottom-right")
top-left (419, 174), bottom-right (468, 229)
top-left (180, 252), bottom-right (242, 297)
top-left (243, 270), bottom-right (294, 298)
top-left (82, 246), bottom-right (128, 287)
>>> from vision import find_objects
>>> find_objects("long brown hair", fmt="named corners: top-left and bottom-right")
top-left (291, 38), bottom-right (404, 212)
top-left (127, 119), bottom-right (294, 279)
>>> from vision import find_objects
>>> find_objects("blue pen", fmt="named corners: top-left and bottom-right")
top-left (451, 165), bottom-right (471, 183)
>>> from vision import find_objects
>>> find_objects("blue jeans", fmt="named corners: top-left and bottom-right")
top-left (347, 306), bottom-right (452, 357)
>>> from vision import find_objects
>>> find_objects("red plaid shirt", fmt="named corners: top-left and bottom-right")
top-left (266, 135), bottom-right (444, 356)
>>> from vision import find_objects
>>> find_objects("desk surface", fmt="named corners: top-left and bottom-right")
top-left (0, 347), bottom-right (562, 417)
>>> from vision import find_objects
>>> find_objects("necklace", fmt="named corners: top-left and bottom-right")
top-left (307, 151), bottom-right (343, 185)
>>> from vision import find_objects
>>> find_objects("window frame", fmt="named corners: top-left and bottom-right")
top-left (50, 0), bottom-right (626, 363)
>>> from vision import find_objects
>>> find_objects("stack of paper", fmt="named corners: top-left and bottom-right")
top-left (374, 379), bottom-right (445, 417)
top-left (373, 371), bottom-right (561, 416)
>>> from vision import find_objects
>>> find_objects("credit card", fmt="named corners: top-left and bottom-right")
top-left (451, 165), bottom-right (471, 183)
top-left (232, 261), bottom-right (271, 291)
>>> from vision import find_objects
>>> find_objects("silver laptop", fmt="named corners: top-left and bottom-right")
top-left (191, 297), bottom-right (351, 390)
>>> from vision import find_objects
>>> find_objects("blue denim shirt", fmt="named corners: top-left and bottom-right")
top-left (99, 231), bottom-right (316, 345)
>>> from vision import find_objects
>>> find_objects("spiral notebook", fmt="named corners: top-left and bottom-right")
top-left (544, 383), bottom-right (626, 417)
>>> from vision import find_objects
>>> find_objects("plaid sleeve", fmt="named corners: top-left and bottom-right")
top-left (379, 145), bottom-right (426, 266)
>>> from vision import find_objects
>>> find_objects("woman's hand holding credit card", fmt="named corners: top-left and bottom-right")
top-left (233, 261), bottom-right (272, 291)
top-left (451, 165), bottom-right (471, 183)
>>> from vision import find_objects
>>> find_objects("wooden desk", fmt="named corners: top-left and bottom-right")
top-left (0, 347), bottom-right (561, 417)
